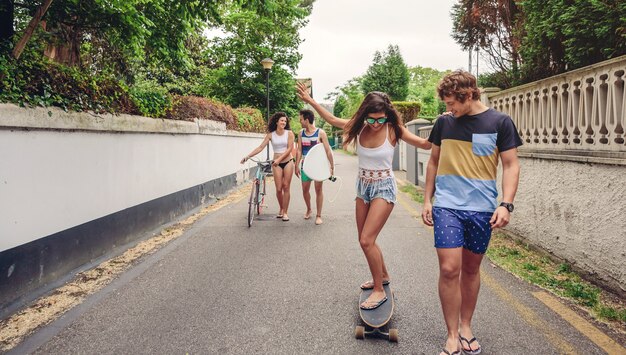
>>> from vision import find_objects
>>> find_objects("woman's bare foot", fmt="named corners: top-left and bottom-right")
top-left (360, 290), bottom-right (387, 310)
top-left (315, 215), bottom-right (323, 225)
top-left (304, 210), bottom-right (312, 219)
top-left (359, 279), bottom-right (390, 290)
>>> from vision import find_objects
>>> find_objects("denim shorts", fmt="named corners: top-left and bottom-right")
top-left (355, 176), bottom-right (397, 204)
top-left (432, 207), bottom-right (493, 254)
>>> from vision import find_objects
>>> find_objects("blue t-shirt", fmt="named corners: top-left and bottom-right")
top-left (428, 108), bottom-right (522, 212)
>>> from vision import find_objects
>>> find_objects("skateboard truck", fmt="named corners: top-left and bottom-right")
top-left (355, 325), bottom-right (398, 342)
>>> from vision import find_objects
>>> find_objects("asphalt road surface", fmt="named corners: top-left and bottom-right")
top-left (9, 151), bottom-right (621, 354)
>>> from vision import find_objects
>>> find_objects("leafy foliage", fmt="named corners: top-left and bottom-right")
top-left (166, 95), bottom-right (237, 129)
top-left (234, 107), bottom-right (266, 133)
top-left (327, 78), bottom-right (364, 120)
top-left (392, 101), bottom-right (421, 123)
top-left (361, 44), bottom-right (409, 101)
top-left (452, 0), bottom-right (626, 87)
top-left (202, 0), bottom-right (312, 120)
top-left (1, 0), bottom-right (314, 133)
top-left (451, 0), bottom-right (523, 88)
top-left (520, 0), bottom-right (626, 82)
top-left (406, 66), bottom-right (449, 117)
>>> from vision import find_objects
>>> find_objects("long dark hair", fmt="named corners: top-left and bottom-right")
top-left (343, 91), bottom-right (404, 145)
top-left (268, 112), bottom-right (291, 132)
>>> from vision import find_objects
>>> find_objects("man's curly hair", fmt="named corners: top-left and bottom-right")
top-left (437, 70), bottom-right (481, 103)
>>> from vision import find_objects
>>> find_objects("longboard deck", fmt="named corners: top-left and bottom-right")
top-left (358, 283), bottom-right (394, 328)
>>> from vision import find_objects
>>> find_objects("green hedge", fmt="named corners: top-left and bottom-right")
top-left (0, 52), bottom-right (266, 133)
top-left (392, 101), bottom-right (421, 123)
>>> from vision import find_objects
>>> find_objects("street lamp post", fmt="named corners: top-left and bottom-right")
top-left (261, 58), bottom-right (274, 160)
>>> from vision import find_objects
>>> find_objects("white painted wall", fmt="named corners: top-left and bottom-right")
top-left (501, 157), bottom-right (626, 293)
top-left (0, 104), bottom-right (268, 252)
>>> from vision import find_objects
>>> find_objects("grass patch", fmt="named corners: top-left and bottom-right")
top-left (487, 232), bottom-right (626, 329)
top-left (399, 184), bottom-right (424, 203)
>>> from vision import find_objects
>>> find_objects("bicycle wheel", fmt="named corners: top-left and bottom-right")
top-left (257, 176), bottom-right (266, 215)
top-left (248, 179), bottom-right (258, 227)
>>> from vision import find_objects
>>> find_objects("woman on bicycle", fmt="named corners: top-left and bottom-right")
top-left (297, 83), bottom-right (431, 310)
top-left (241, 112), bottom-right (295, 221)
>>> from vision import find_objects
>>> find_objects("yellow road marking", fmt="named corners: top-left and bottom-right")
top-left (395, 192), bottom-right (420, 219)
top-left (481, 272), bottom-right (579, 354)
top-left (533, 291), bottom-right (626, 355)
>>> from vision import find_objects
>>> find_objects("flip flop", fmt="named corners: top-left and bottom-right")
top-left (459, 335), bottom-right (482, 355)
top-left (276, 215), bottom-right (283, 218)
top-left (359, 296), bottom-right (387, 310)
top-left (360, 279), bottom-right (390, 290)
top-left (282, 216), bottom-right (290, 221)
top-left (441, 349), bottom-right (461, 355)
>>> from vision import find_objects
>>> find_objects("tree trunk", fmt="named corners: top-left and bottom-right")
top-left (11, 0), bottom-right (54, 60)
top-left (44, 23), bottom-right (81, 66)
top-left (0, 0), bottom-right (14, 46)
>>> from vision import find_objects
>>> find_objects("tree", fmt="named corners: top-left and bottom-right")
top-left (361, 44), bottom-right (409, 101)
top-left (0, 0), bottom-right (14, 49)
top-left (326, 77), bottom-right (364, 120)
top-left (451, 0), bottom-right (523, 87)
top-left (406, 66), bottom-right (449, 117)
top-left (203, 0), bottom-right (313, 119)
top-left (520, 0), bottom-right (626, 82)
top-left (11, 0), bottom-right (54, 60)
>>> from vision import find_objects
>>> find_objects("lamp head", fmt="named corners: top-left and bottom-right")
top-left (261, 58), bottom-right (274, 71)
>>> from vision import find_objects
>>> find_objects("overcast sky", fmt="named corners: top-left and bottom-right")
top-left (295, 0), bottom-right (470, 103)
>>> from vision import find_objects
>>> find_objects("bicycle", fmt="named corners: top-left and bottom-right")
top-left (245, 157), bottom-right (273, 227)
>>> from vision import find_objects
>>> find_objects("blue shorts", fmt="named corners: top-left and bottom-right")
top-left (432, 207), bottom-right (493, 254)
top-left (355, 177), bottom-right (396, 204)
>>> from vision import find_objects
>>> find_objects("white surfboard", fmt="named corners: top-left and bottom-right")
top-left (302, 143), bottom-right (333, 182)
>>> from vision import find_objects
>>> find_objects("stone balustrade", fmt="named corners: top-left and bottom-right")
top-left (485, 55), bottom-right (626, 161)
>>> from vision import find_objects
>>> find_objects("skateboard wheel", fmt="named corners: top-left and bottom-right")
top-left (355, 326), bottom-right (365, 339)
top-left (389, 328), bottom-right (398, 342)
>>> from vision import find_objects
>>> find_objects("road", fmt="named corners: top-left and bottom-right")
top-left (9, 151), bottom-right (621, 354)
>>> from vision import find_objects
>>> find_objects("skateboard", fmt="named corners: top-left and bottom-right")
top-left (355, 283), bottom-right (398, 342)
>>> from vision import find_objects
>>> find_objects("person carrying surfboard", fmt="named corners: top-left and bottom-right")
top-left (296, 82), bottom-right (431, 310)
top-left (295, 109), bottom-right (334, 225)
top-left (241, 112), bottom-right (295, 221)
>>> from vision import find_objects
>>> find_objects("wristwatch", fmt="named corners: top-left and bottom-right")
top-left (499, 202), bottom-right (514, 213)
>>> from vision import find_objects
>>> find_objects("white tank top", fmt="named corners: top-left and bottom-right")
top-left (271, 130), bottom-right (289, 154)
top-left (357, 125), bottom-right (395, 170)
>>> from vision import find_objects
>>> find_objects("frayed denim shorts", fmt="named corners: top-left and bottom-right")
top-left (355, 175), bottom-right (397, 204)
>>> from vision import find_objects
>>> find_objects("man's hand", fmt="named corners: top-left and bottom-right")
top-left (490, 206), bottom-right (511, 229)
top-left (240, 156), bottom-right (248, 164)
top-left (422, 201), bottom-right (433, 226)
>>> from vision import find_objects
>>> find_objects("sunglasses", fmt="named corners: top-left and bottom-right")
top-left (365, 117), bottom-right (388, 124)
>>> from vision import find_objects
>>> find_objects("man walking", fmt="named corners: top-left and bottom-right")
top-left (295, 109), bottom-right (334, 225)
top-left (422, 70), bottom-right (522, 355)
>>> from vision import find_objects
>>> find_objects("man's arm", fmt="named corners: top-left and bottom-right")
top-left (319, 130), bottom-right (334, 176)
top-left (295, 131), bottom-right (303, 177)
top-left (421, 144), bottom-right (440, 226)
top-left (490, 148), bottom-right (520, 228)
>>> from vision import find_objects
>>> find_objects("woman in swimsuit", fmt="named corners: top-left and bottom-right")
top-left (297, 83), bottom-right (431, 309)
top-left (241, 112), bottom-right (295, 221)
